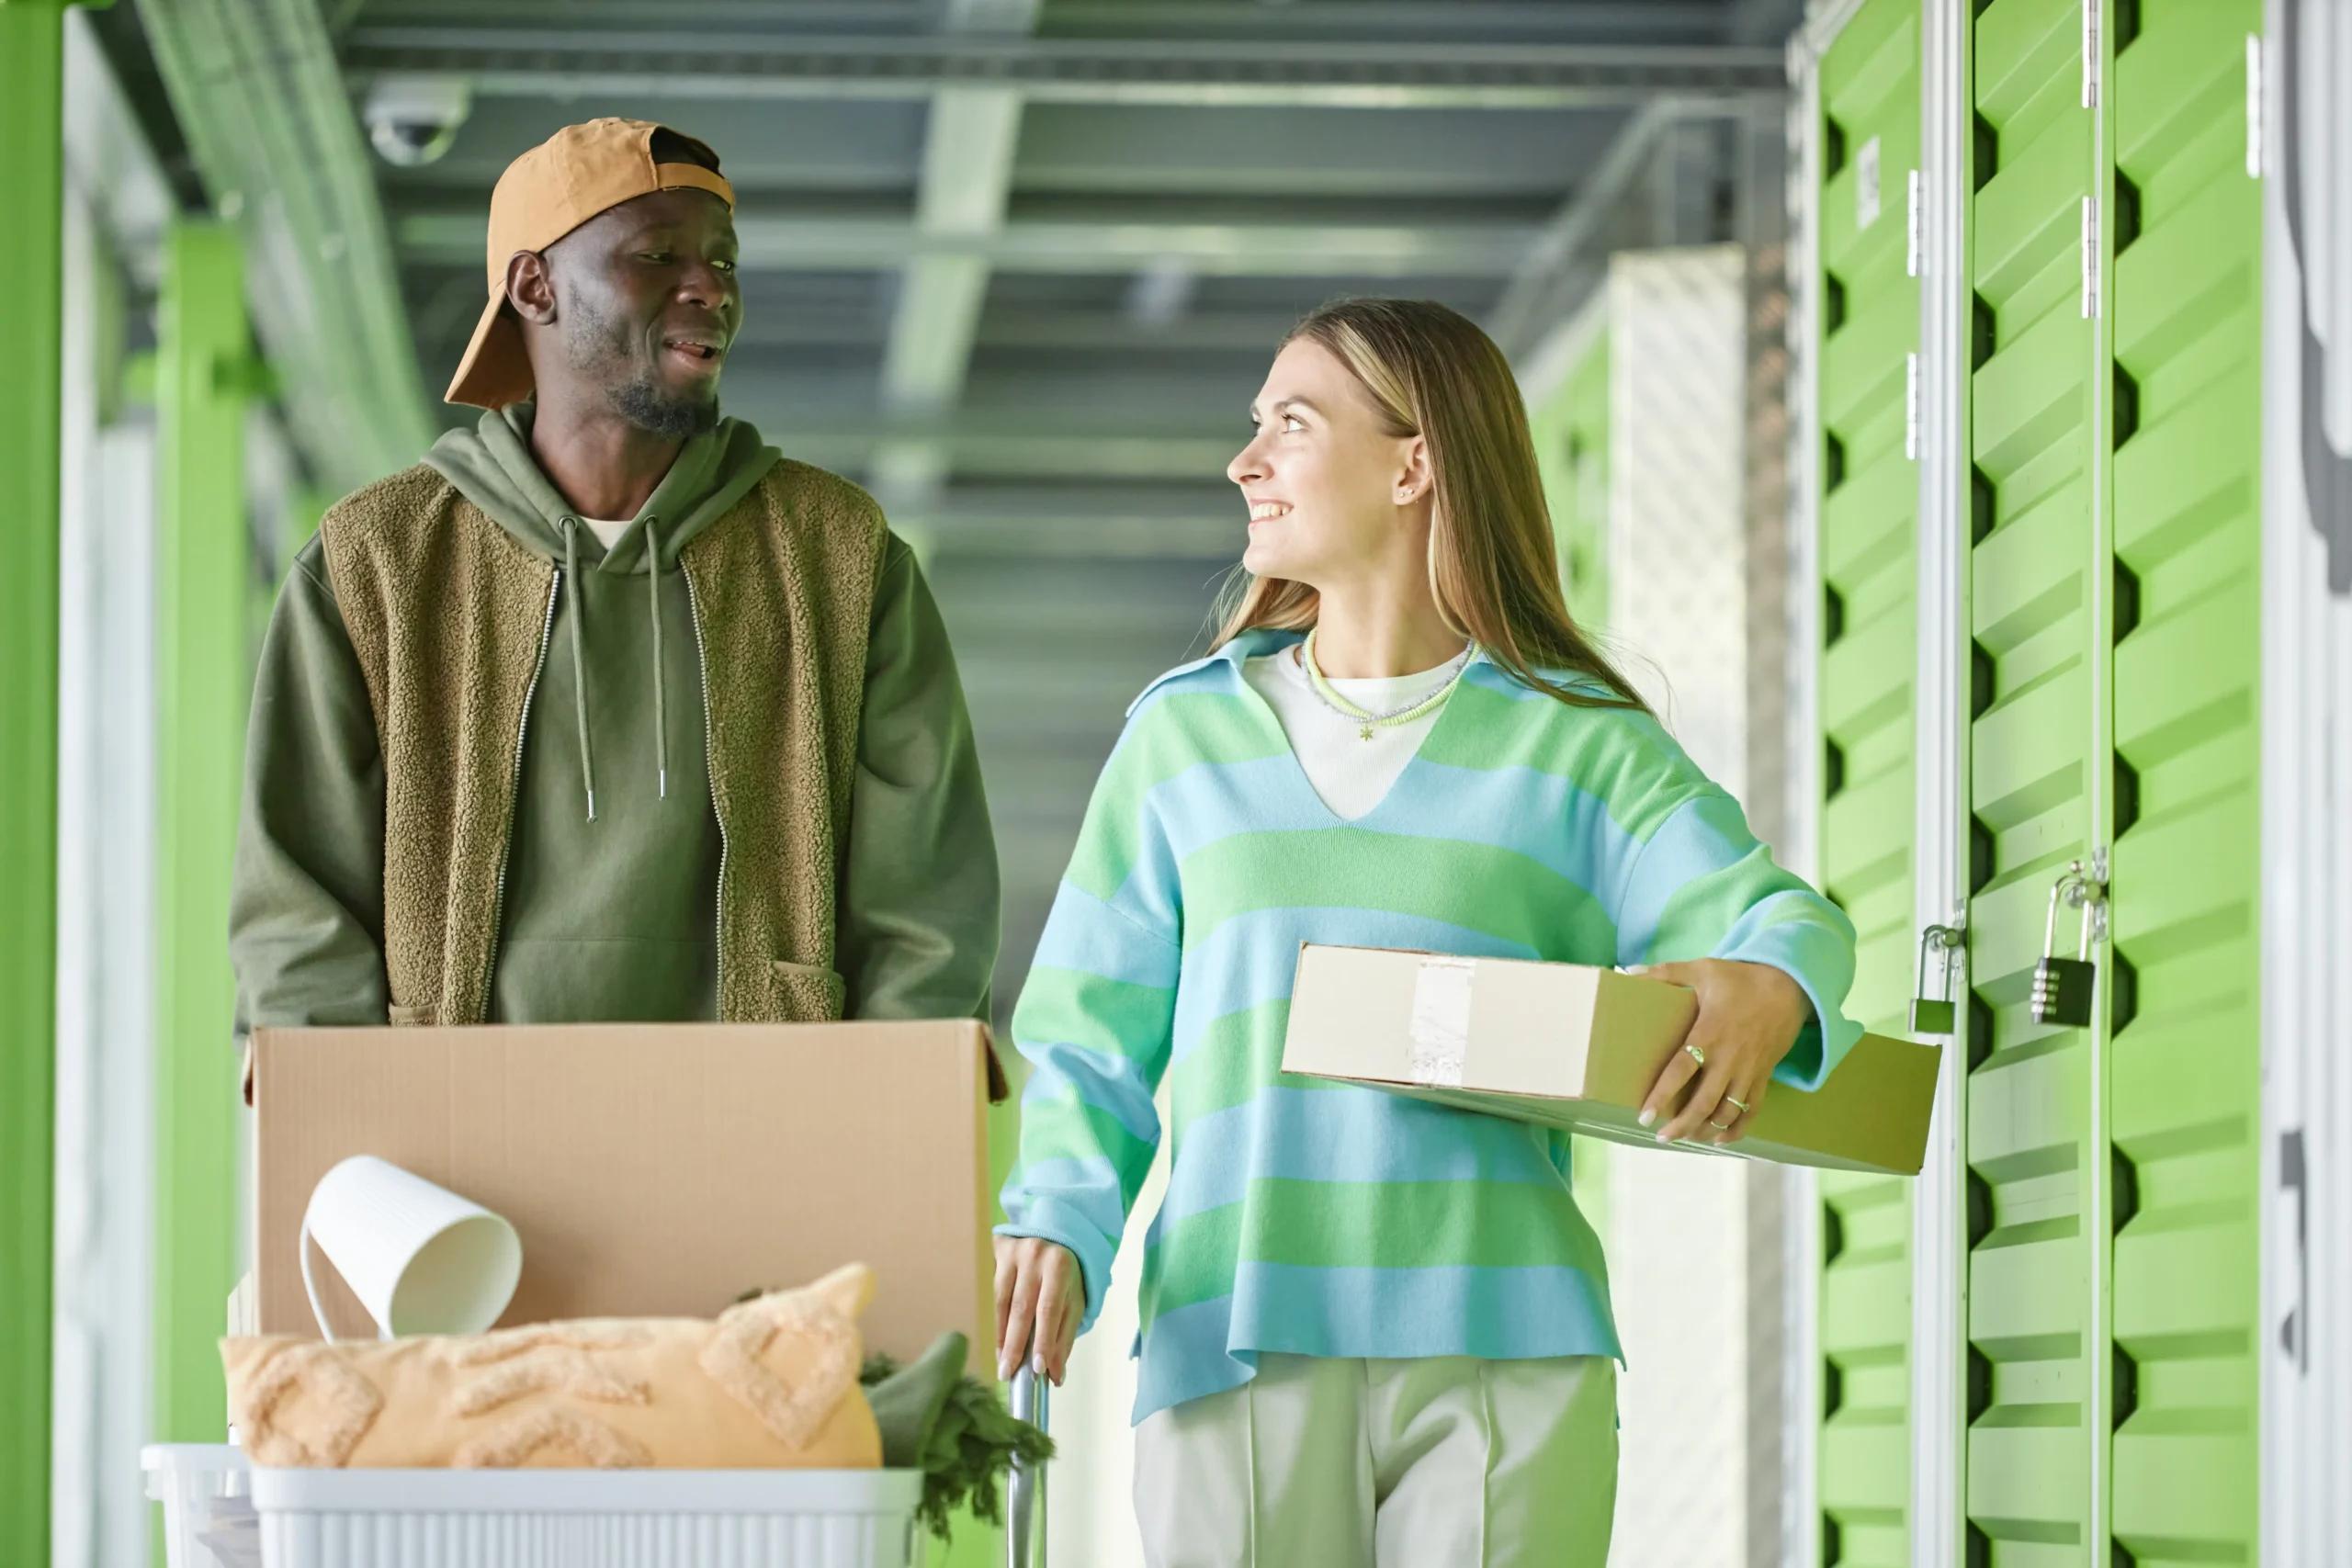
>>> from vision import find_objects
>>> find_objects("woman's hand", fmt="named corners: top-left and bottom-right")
top-left (994, 1234), bottom-right (1085, 1386)
top-left (1634, 958), bottom-right (1812, 1145)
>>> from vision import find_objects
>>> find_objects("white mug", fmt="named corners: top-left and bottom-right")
top-left (300, 1156), bottom-right (522, 1342)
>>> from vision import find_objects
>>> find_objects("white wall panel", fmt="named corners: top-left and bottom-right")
top-left (1600, 243), bottom-right (1759, 1568)
top-left (1608, 245), bottom-right (1752, 799)
top-left (2262, 3), bottom-right (2352, 1559)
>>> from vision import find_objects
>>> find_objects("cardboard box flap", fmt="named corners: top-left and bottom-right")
top-left (254, 1021), bottom-right (995, 1372)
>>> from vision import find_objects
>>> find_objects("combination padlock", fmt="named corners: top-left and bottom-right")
top-left (2029, 861), bottom-right (2106, 1028)
top-left (1909, 923), bottom-right (1964, 1034)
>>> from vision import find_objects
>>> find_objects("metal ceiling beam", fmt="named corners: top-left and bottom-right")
top-left (906, 507), bottom-right (1243, 559)
top-left (1488, 98), bottom-right (1697, 357)
top-left (748, 416), bottom-right (1236, 480)
top-left (1046, 3), bottom-right (1731, 41)
top-left (397, 210), bottom-right (1542, 277)
top-left (354, 2), bottom-right (1729, 44)
top-left (342, 30), bottom-right (1785, 109)
top-left (870, 0), bottom-right (1036, 513)
top-left (718, 307), bottom-right (1301, 353)
top-left (140, 0), bottom-right (436, 493)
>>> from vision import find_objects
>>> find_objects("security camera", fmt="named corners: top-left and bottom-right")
top-left (364, 75), bottom-right (472, 168)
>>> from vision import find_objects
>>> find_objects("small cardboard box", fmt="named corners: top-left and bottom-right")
top-left (1280, 945), bottom-right (1939, 1176)
top-left (252, 1021), bottom-right (998, 1371)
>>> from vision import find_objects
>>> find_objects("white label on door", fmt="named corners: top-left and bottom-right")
top-left (2082, 0), bottom-right (2100, 107)
top-left (1905, 353), bottom-right (1921, 461)
top-left (1856, 135), bottom-right (1883, 231)
top-left (2080, 197), bottom-right (2099, 319)
top-left (2246, 33), bottom-right (2265, 179)
top-left (1906, 168), bottom-right (1923, 276)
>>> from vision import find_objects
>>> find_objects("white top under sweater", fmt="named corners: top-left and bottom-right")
top-left (1242, 641), bottom-right (1464, 822)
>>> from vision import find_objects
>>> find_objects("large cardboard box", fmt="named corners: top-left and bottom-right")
top-left (1280, 945), bottom-right (1939, 1175)
top-left (252, 1021), bottom-right (999, 1371)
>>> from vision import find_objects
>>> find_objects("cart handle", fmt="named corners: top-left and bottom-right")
top-left (1006, 1361), bottom-right (1050, 1568)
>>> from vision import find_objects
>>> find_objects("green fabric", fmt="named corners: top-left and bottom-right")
top-left (230, 411), bottom-right (1000, 1030)
top-left (427, 408), bottom-right (763, 1022)
top-left (864, 1331), bottom-right (969, 1470)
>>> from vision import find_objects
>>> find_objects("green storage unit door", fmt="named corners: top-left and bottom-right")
top-left (1531, 327), bottom-right (1612, 629)
top-left (1813, 2), bottom-right (1921, 1562)
top-left (2107, 2), bottom-right (2262, 1562)
top-left (1963, 0), bottom-right (2103, 1561)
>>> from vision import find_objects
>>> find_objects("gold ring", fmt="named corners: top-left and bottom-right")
top-left (1708, 1118), bottom-right (1735, 1130)
top-left (1724, 1095), bottom-right (1750, 1113)
top-left (1684, 1042), bottom-right (1706, 1067)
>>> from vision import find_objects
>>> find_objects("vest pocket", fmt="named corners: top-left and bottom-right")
top-left (389, 1002), bottom-right (437, 1027)
top-left (769, 961), bottom-right (846, 1021)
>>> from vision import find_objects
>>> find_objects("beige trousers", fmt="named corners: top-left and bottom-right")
top-left (1132, 1353), bottom-right (1617, 1568)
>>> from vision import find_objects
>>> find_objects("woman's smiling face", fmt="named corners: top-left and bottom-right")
top-left (1227, 337), bottom-right (1424, 589)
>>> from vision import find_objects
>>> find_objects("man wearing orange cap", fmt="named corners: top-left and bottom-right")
top-left (229, 119), bottom-right (1000, 1034)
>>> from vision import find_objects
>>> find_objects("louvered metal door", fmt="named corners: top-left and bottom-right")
top-left (1814, 3), bottom-right (1927, 1563)
top-left (2106, 1), bottom-right (2263, 1561)
top-left (1956, 2), bottom-right (2265, 1562)
top-left (1962, 0), bottom-right (2106, 1560)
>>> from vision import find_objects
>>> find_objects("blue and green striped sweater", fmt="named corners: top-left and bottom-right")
top-left (998, 630), bottom-right (1860, 1423)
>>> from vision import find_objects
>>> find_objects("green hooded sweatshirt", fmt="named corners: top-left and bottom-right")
top-left (229, 406), bottom-right (1000, 1028)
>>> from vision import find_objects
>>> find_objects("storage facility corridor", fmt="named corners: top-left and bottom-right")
top-left (3, 2), bottom-right (2347, 1564)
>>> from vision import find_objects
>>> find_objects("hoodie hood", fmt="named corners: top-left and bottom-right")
top-left (422, 404), bottom-right (781, 823)
top-left (423, 403), bottom-right (780, 572)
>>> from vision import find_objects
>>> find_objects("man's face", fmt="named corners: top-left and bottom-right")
top-left (535, 187), bottom-right (741, 437)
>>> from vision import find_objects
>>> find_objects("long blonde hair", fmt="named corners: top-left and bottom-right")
top-left (1214, 298), bottom-right (1645, 713)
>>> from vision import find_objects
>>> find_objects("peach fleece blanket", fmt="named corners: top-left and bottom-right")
top-left (220, 1262), bottom-right (881, 1470)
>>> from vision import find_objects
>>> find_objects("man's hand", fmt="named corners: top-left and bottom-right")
top-left (1634, 959), bottom-right (1812, 1145)
top-left (993, 1234), bottom-right (1084, 1386)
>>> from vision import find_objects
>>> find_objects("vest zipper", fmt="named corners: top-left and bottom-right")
top-left (484, 570), bottom-right (561, 1007)
top-left (682, 562), bottom-right (728, 1005)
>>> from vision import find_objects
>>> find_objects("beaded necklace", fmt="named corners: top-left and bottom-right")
top-left (1299, 628), bottom-right (1474, 742)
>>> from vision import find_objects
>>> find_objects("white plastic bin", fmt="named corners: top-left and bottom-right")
top-left (141, 1444), bottom-right (260, 1568)
top-left (145, 1448), bottom-right (923, 1568)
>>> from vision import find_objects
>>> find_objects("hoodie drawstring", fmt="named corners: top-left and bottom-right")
top-left (558, 513), bottom-right (673, 821)
top-left (561, 517), bottom-right (597, 821)
top-left (645, 517), bottom-right (669, 798)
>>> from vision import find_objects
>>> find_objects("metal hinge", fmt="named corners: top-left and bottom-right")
top-left (2246, 33), bottom-right (2265, 179)
top-left (1905, 168), bottom-right (1923, 277)
top-left (2082, 0), bottom-right (2100, 108)
top-left (2080, 197), bottom-right (2099, 319)
top-left (1905, 353), bottom-right (1920, 461)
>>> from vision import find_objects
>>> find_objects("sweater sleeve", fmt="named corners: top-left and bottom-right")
top-left (229, 536), bottom-right (391, 1032)
top-left (835, 534), bottom-right (1002, 1021)
top-left (1611, 747), bottom-right (1862, 1090)
top-left (994, 717), bottom-right (1182, 1336)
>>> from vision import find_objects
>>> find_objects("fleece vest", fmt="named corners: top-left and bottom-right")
top-left (317, 459), bottom-right (886, 1026)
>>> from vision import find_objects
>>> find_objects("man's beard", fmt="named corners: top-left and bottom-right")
top-left (611, 377), bottom-right (719, 439)
top-left (564, 296), bottom-right (721, 438)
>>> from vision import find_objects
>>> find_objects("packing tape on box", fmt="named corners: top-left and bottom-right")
top-left (1408, 955), bottom-right (1477, 1087)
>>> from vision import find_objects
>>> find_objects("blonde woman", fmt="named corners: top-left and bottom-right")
top-left (995, 299), bottom-right (1859, 1566)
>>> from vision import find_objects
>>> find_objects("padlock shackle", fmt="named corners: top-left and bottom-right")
top-left (1914, 923), bottom-right (1964, 1002)
top-left (2041, 870), bottom-right (2075, 955)
top-left (2038, 861), bottom-right (2109, 971)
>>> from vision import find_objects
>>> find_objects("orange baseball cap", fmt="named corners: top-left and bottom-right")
top-left (445, 118), bottom-right (736, 409)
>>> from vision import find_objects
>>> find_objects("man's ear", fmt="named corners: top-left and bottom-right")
top-left (505, 250), bottom-right (558, 326)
